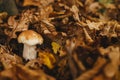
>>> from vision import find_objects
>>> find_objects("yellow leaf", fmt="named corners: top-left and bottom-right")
top-left (38, 51), bottom-right (56, 69)
top-left (51, 42), bottom-right (61, 54)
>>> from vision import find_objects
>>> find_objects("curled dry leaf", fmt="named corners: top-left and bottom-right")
top-left (115, 23), bottom-right (120, 31)
top-left (70, 5), bottom-right (80, 22)
top-left (99, 21), bottom-right (119, 38)
top-left (99, 46), bottom-right (120, 78)
top-left (0, 12), bottom-right (8, 23)
top-left (8, 16), bottom-right (18, 28)
top-left (40, 4), bottom-right (57, 35)
top-left (0, 45), bottom-right (22, 69)
top-left (0, 64), bottom-right (56, 80)
top-left (104, 63), bottom-right (118, 78)
top-left (85, 0), bottom-right (94, 6)
top-left (41, 20), bottom-right (57, 35)
top-left (25, 59), bottom-right (42, 69)
top-left (40, 0), bottom-right (54, 7)
top-left (17, 10), bottom-right (33, 31)
top-left (75, 57), bottom-right (106, 80)
top-left (93, 74), bottom-right (105, 80)
top-left (8, 9), bottom-right (34, 31)
top-left (7, 16), bottom-right (19, 38)
top-left (23, 0), bottom-right (40, 7)
top-left (1, 54), bottom-right (22, 69)
top-left (86, 20), bottom-right (103, 30)
top-left (7, 9), bottom-right (35, 38)
top-left (41, 22), bottom-right (51, 34)
top-left (16, 64), bottom-right (56, 80)
top-left (0, 67), bottom-right (17, 80)
top-left (88, 2), bottom-right (101, 13)
top-left (40, 5), bottom-right (53, 20)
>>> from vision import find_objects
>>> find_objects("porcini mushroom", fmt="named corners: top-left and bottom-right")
top-left (18, 30), bottom-right (43, 60)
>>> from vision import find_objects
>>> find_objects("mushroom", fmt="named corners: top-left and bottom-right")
top-left (18, 30), bottom-right (43, 60)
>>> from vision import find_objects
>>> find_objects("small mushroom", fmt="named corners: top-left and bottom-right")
top-left (18, 30), bottom-right (43, 60)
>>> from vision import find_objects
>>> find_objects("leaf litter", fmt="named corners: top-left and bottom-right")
top-left (0, 0), bottom-right (120, 80)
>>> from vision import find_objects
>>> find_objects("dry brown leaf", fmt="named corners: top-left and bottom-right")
top-left (99, 46), bottom-right (120, 78)
top-left (25, 59), bottom-right (42, 69)
top-left (16, 10), bottom-right (32, 31)
top-left (40, 5), bottom-right (53, 20)
top-left (104, 63), bottom-right (118, 78)
top-left (41, 23), bottom-right (51, 34)
top-left (92, 74), bottom-right (105, 80)
top-left (99, 21), bottom-right (118, 38)
top-left (23, 0), bottom-right (40, 7)
top-left (16, 64), bottom-right (55, 80)
top-left (40, 0), bottom-right (54, 7)
top-left (0, 68), bottom-right (17, 80)
top-left (85, 0), bottom-right (94, 6)
top-left (0, 45), bottom-right (22, 69)
top-left (8, 16), bottom-right (18, 30)
top-left (7, 10), bottom-right (36, 38)
top-left (76, 57), bottom-right (106, 80)
top-left (0, 54), bottom-right (22, 69)
top-left (0, 12), bottom-right (8, 23)
top-left (86, 20), bottom-right (103, 30)
top-left (0, 64), bottom-right (55, 80)
top-left (70, 5), bottom-right (80, 22)
top-left (41, 20), bottom-right (57, 35)
top-left (89, 2), bottom-right (101, 12)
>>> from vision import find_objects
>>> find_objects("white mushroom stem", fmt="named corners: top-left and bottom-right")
top-left (23, 44), bottom-right (37, 60)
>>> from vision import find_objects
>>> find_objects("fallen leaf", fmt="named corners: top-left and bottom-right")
top-left (0, 12), bottom-right (8, 23)
top-left (0, 45), bottom-right (22, 69)
top-left (100, 46), bottom-right (120, 78)
top-left (51, 42), bottom-right (61, 54)
top-left (38, 51), bottom-right (56, 69)
top-left (23, 0), bottom-right (40, 7)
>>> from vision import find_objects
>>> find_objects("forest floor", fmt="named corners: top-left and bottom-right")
top-left (0, 0), bottom-right (120, 80)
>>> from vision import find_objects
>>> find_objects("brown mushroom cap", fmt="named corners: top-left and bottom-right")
top-left (18, 30), bottom-right (43, 46)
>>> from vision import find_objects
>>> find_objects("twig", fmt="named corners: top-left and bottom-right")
top-left (65, 38), bottom-right (78, 79)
